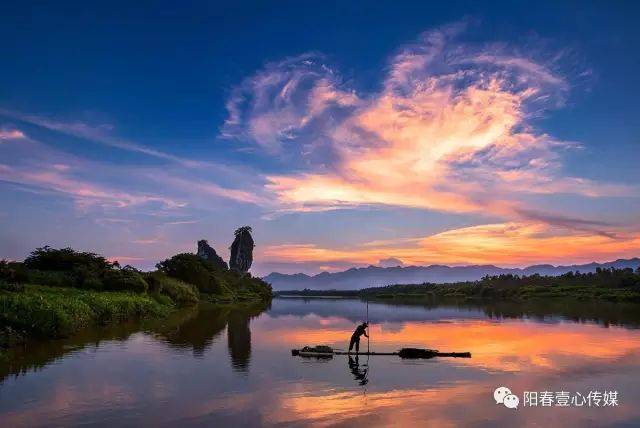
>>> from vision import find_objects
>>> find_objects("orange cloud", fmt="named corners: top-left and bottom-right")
top-left (261, 222), bottom-right (640, 267)
top-left (225, 25), bottom-right (636, 241)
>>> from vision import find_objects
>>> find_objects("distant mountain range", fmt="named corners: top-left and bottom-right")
top-left (263, 258), bottom-right (640, 291)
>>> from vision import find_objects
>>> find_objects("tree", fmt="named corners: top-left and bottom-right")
top-left (24, 246), bottom-right (114, 272)
top-left (156, 253), bottom-right (224, 294)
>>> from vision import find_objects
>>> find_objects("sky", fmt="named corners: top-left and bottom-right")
top-left (1, 0), bottom-right (639, 276)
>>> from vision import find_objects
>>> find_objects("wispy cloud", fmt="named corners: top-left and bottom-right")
top-left (223, 23), bottom-right (633, 237)
top-left (222, 53), bottom-right (360, 160)
top-left (151, 174), bottom-right (271, 206)
top-left (0, 129), bottom-right (272, 219)
top-left (163, 220), bottom-right (199, 226)
top-left (0, 163), bottom-right (185, 210)
top-left (0, 109), bottom-right (207, 168)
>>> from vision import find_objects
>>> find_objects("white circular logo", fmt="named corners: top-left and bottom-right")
top-left (494, 386), bottom-right (512, 404)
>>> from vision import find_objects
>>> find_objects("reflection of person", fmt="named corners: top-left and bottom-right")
top-left (348, 322), bottom-right (368, 354)
top-left (348, 355), bottom-right (369, 386)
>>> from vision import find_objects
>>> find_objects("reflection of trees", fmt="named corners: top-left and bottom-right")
top-left (156, 305), bottom-right (229, 357)
top-left (376, 297), bottom-right (640, 329)
top-left (478, 299), bottom-right (640, 328)
top-left (1, 301), bottom-right (271, 383)
top-left (273, 297), bottom-right (640, 329)
top-left (1, 321), bottom-right (141, 382)
top-left (227, 302), bottom-right (271, 373)
top-left (155, 302), bottom-right (270, 366)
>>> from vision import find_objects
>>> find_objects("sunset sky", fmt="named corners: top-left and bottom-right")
top-left (1, 1), bottom-right (639, 275)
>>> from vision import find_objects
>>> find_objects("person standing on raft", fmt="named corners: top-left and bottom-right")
top-left (348, 322), bottom-right (369, 354)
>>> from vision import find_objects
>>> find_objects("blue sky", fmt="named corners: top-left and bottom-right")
top-left (1, 1), bottom-right (639, 275)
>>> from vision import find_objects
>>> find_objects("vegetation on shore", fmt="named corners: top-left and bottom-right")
top-left (278, 267), bottom-right (640, 303)
top-left (1, 283), bottom-right (170, 339)
top-left (1, 235), bottom-right (272, 349)
top-left (155, 252), bottom-right (271, 302)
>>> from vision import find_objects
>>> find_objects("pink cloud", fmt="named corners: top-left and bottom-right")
top-left (0, 128), bottom-right (25, 141)
top-left (223, 23), bottom-right (634, 238)
top-left (221, 53), bottom-right (360, 155)
top-left (150, 175), bottom-right (271, 206)
top-left (0, 163), bottom-right (185, 210)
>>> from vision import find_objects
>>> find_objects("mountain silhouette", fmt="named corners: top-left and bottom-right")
top-left (263, 258), bottom-right (640, 291)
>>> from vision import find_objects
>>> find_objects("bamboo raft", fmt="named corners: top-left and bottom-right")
top-left (291, 346), bottom-right (471, 359)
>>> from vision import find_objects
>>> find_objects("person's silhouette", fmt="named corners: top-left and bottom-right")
top-left (348, 322), bottom-right (368, 354)
top-left (348, 355), bottom-right (369, 386)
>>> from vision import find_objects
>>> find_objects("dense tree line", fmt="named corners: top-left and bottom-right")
top-left (276, 267), bottom-right (640, 303)
top-left (364, 267), bottom-right (640, 294)
top-left (359, 267), bottom-right (640, 302)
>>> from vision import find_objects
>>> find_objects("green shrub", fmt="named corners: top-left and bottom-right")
top-left (0, 260), bottom-right (29, 283)
top-left (156, 253), bottom-right (225, 294)
top-left (151, 292), bottom-right (173, 306)
top-left (101, 268), bottom-right (148, 293)
top-left (0, 280), bottom-right (24, 292)
top-left (144, 272), bottom-right (199, 306)
top-left (26, 269), bottom-right (75, 288)
top-left (72, 265), bottom-right (103, 289)
top-left (216, 269), bottom-right (272, 300)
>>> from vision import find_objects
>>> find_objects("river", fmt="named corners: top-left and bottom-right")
top-left (1, 297), bottom-right (639, 427)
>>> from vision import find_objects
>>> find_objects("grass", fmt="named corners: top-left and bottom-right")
top-left (144, 272), bottom-right (200, 306)
top-left (0, 284), bottom-right (172, 339)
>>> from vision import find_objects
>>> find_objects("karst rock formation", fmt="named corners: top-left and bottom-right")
top-left (196, 239), bottom-right (228, 270)
top-left (229, 226), bottom-right (254, 273)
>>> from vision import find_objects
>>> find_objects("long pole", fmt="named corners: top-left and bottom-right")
top-left (366, 300), bottom-right (370, 354)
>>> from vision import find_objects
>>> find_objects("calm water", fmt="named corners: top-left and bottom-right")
top-left (1, 298), bottom-right (640, 427)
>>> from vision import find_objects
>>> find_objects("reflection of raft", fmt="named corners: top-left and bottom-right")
top-left (291, 346), bottom-right (471, 359)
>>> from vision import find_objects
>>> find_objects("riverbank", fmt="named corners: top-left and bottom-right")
top-left (277, 267), bottom-right (640, 303)
top-left (0, 283), bottom-right (273, 361)
top-left (1, 298), bottom-right (272, 380)
top-left (0, 244), bottom-right (273, 356)
top-left (0, 284), bottom-right (173, 358)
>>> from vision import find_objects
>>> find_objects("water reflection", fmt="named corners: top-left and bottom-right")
top-left (274, 296), bottom-right (640, 328)
top-left (154, 305), bottom-right (228, 357)
top-left (1, 297), bottom-right (640, 427)
top-left (1, 301), bottom-right (270, 382)
top-left (348, 355), bottom-right (369, 386)
top-left (150, 302), bottom-right (268, 372)
top-left (227, 309), bottom-right (253, 371)
top-left (1, 321), bottom-right (140, 383)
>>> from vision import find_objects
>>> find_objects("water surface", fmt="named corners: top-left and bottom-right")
top-left (1, 298), bottom-right (639, 427)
